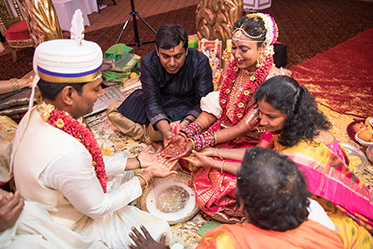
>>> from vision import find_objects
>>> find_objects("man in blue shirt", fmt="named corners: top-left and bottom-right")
top-left (107, 24), bottom-right (213, 145)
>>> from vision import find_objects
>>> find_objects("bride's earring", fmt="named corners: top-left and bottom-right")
top-left (256, 52), bottom-right (265, 68)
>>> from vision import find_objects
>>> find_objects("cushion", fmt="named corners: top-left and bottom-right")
top-left (4, 20), bottom-right (30, 40)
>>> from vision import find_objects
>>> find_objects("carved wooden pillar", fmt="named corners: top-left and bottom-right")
top-left (195, 0), bottom-right (243, 49)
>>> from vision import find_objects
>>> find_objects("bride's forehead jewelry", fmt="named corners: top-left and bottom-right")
top-left (232, 24), bottom-right (265, 40)
top-left (232, 37), bottom-right (263, 44)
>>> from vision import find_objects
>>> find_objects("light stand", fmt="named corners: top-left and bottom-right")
top-left (116, 0), bottom-right (157, 46)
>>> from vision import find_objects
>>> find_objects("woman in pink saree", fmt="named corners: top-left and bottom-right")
top-left (162, 13), bottom-right (289, 222)
top-left (255, 75), bottom-right (373, 247)
top-left (186, 75), bottom-right (373, 247)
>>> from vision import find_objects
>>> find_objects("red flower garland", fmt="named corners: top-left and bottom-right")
top-left (47, 108), bottom-right (107, 192)
top-left (208, 55), bottom-right (273, 133)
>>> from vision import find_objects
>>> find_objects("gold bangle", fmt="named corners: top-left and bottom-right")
top-left (221, 160), bottom-right (226, 174)
top-left (137, 174), bottom-right (148, 189)
top-left (213, 132), bottom-right (217, 146)
top-left (216, 148), bottom-right (224, 160)
top-left (10, 78), bottom-right (20, 91)
top-left (187, 138), bottom-right (196, 150)
top-left (178, 131), bottom-right (188, 140)
top-left (142, 171), bottom-right (153, 183)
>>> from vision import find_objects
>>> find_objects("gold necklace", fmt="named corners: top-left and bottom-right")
top-left (242, 69), bottom-right (255, 77)
top-left (227, 70), bottom-right (244, 120)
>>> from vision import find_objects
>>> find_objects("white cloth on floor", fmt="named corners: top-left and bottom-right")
top-left (307, 198), bottom-right (336, 231)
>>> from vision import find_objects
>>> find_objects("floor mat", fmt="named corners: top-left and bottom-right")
top-left (290, 28), bottom-right (373, 118)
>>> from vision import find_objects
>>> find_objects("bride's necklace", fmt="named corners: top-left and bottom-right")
top-left (227, 69), bottom-right (255, 120)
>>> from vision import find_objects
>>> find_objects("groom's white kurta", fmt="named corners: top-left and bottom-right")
top-left (8, 107), bottom-right (170, 248)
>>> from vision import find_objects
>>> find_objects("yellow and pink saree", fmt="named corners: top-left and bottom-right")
top-left (274, 135), bottom-right (373, 247)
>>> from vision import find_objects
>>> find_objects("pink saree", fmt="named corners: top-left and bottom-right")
top-left (273, 135), bottom-right (373, 232)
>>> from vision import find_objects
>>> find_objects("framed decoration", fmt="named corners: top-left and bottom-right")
top-left (198, 39), bottom-right (222, 72)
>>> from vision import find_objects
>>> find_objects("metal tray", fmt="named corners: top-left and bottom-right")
top-left (340, 142), bottom-right (368, 172)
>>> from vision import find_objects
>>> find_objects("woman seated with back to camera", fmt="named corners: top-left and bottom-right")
top-left (186, 75), bottom-right (373, 248)
top-left (162, 13), bottom-right (290, 223)
top-left (128, 147), bottom-right (345, 249)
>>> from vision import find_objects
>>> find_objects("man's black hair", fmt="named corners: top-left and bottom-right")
top-left (237, 147), bottom-right (310, 231)
top-left (155, 24), bottom-right (188, 51)
top-left (37, 79), bottom-right (86, 101)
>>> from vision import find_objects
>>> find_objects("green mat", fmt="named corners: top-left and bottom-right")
top-left (197, 220), bottom-right (224, 237)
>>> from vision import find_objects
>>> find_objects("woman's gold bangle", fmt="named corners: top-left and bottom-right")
top-left (178, 131), bottom-right (188, 140)
top-left (216, 148), bottom-right (224, 160)
top-left (187, 138), bottom-right (196, 150)
top-left (137, 174), bottom-right (148, 189)
top-left (10, 78), bottom-right (20, 91)
top-left (221, 160), bottom-right (226, 174)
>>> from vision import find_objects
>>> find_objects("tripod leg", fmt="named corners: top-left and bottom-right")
top-left (116, 14), bottom-right (133, 44)
top-left (132, 12), bottom-right (140, 46)
top-left (135, 13), bottom-right (157, 34)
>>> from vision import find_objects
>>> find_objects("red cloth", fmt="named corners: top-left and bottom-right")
top-left (4, 20), bottom-right (30, 40)
top-left (290, 28), bottom-right (373, 118)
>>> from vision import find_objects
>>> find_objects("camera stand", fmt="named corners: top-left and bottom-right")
top-left (116, 0), bottom-right (157, 46)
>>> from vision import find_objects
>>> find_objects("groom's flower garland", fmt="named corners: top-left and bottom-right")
top-left (208, 55), bottom-right (273, 133)
top-left (39, 104), bottom-right (107, 192)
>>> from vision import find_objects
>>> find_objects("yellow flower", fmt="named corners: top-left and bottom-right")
top-left (39, 104), bottom-right (55, 122)
top-left (55, 119), bottom-right (65, 128)
top-left (101, 147), bottom-right (112, 156)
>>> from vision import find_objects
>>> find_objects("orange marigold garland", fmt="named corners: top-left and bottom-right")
top-left (47, 106), bottom-right (107, 192)
top-left (208, 55), bottom-right (273, 133)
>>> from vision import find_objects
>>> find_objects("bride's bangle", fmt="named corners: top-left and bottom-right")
top-left (187, 138), bottom-right (196, 150)
top-left (178, 131), bottom-right (188, 140)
